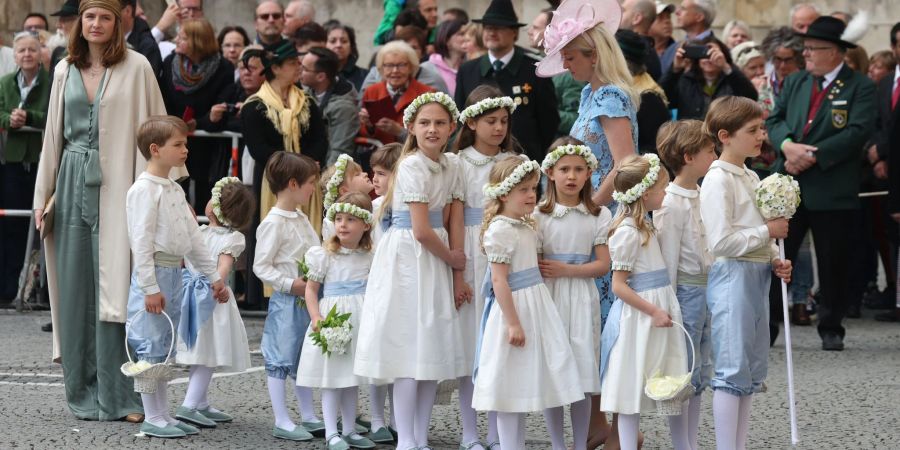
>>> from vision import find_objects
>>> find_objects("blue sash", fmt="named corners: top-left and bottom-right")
top-left (599, 269), bottom-right (670, 382)
top-left (472, 266), bottom-right (544, 379)
top-left (323, 279), bottom-right (368, 297)
top-left (543, 253), bottom-right (591, 264)
top-left (179, 271), bottom-right (216, 350)
top-left (381, 209), bottom-right (444, 231)
top-left (464, 207), bottom-right (483, 227)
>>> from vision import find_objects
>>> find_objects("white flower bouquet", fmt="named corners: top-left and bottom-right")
top-left (755, 173), bottom-right (801, 220)
top-left (310, 305), bottom-right (353, 356)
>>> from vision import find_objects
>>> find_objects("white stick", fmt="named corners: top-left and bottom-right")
top-left (779, 239), bottom-right (799, 446)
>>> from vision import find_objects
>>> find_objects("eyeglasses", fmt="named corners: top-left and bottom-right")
top-left (802, 45), bottom-right (833, 53)
top-left (383, 62), bottom-right (409, 71)
top-left (258, 13), bottom-right (283, 21)
top-left (182, 6), bottom-right (201, 12)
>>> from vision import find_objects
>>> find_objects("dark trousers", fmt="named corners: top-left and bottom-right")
top-left (771, 205), bottom-right (855, 338)
top-left (0, 163), bottom-right (36, 300)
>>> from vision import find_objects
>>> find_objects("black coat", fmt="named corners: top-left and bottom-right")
top-left (659, 65), bottom-right (758, 120)
top-left (636, 90), bottom-right (670, 154)
top-left (887, 83), bottom-right (900, 213)
top-left (339, 55), bottom-right (368, 92)
top-left (127, 17), bottom-right (163, 78)
top-left (455, 47), bottom-right (560, 161)
top-left (160, 53), bottom-right (236, 210)
top-left (240, 96), bottom-right (328, 193)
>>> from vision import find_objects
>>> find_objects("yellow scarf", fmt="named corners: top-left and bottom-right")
top-left (247, 82), bottom-right (322, 296)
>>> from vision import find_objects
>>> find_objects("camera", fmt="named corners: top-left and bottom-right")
top-left (684, 45), bottom-right (710, 60)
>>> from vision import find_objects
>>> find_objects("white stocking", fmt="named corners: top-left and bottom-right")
top-left (571, 394), bottom-right (591, 450)
top-left (618, 413), bottom-right (640, 450)
top-left (142, 392), bottom-right (166, 427)
top-left (182, 365), bottom-right (213, 409)
top-left (322, 388), bottom-right (341, 438)
top-left (294, 385), bottom-right (319, 422)
top-left (736, 395), bottom-right (753, 450)
top-left (157, 379), bottom-right (177, 425)
top-left (414, 380), bottom-right (438, 447)
top-left (666, 401), bottom-right (691, 450)
top-left (496, 411), bottom-right (523, 450)
top-left (392, 378), bottom-right (417, 450)
top-left (487, 411), bottom-right (500, 445)
top-left (713, 390), bottom-right (740, 450)
top-left (688, 395), bottom-right (702, 450)
top-left (342, 387), bottom-right (360, 437)
top-left (543, 406), bottom-right (566, 450)
top-left (458, 376), bottom-right (479, 445)
top-left (267, 376), bottom-right (295, 430)
top-left (369, 384), bottom-right (387, 431)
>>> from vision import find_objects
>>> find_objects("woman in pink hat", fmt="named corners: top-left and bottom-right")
top-left (536, 0), bottom-right (643, 449)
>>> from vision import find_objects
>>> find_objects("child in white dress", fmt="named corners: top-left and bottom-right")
top-left (320, 154), bottom-right (374, 241)
top-left (654, 120), bottom-right (717, 450)
top-left (699, 97), bottom-right (791, 450)
top-left (354, 92), bottom-right (468, 450)
top-left (297, 193), bottom-right (377, 450)
top-left (175, 177), bottom-right (254, 428)
top-left (473, 158), bottom-right (583, 450)
top-left (125, 117), bottom-right (228, 438)
top-left (362, 143), bottom-right (403, 443)
top-left (535, 138), bottom-right (611, 450)
top-left (453, 85), bottom-right (518, 450)
top-left (599, 154), bottom-right (688, 450)
top-left (253, 152), bottom-right (323, 441)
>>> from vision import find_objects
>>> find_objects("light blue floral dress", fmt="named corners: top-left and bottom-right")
top-left (570, 84), bottom-right (639, 325)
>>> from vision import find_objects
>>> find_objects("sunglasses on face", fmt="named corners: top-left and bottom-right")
top-left (258, 13), bottom-right (282, 21)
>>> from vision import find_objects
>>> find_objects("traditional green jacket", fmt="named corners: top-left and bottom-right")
top-left (0, 68), bottom-right (50, 163)
top-left (766, 64), bottom-right (876, 211)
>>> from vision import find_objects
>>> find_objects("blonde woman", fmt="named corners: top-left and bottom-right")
top-left (536, 0), bottom-right (640, 448)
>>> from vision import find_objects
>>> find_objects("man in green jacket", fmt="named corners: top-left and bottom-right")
top-left (766, 16), bottom-right (876, 351)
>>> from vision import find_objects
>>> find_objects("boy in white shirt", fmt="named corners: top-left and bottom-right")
top-left (699, 97), bottom-right (792, 450)
top-left (125, 116), bottom-right (227, 438)
top-left (252, 151), bottom-right (323, 441)
top-left (654, 120), bottom-right (717, 450)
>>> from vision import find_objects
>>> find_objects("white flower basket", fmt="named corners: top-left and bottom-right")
top-left (120, 310), bottom-right (175, 393)
top-left (644, 322), bottom-right (696, 416)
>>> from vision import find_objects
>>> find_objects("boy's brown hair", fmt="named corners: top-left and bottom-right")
top-left (136, 115), bottom-right (189, 160)
top-left (657, 120), bottom-right (716, 175)
top-left (216, 181), bottom-right (255, 230)
top-left (704, 96), bottom-right (764, 146)
top-left (369, 143), bottom-right (403, 172)
top-left (265, 152), bottom-right (319, 193)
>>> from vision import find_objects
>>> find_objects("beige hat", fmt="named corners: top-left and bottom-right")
top-left (656, 2), bottom-right (675, 15)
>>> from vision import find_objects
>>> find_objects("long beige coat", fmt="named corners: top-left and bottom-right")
top-left (33, 50), bottom-right (186, 362)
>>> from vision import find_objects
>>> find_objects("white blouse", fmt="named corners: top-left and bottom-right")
top-left (655, 183), bottom-right (714, 285)
top-left (126, 172), bottom-right (220, 295)
top-left (253, 207), bottom-right (320, 293)
top-left (699, 161), bottom-right (777, 260)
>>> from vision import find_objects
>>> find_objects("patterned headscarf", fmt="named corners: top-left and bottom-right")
top-left (79, 0), bottom-right (123, 19)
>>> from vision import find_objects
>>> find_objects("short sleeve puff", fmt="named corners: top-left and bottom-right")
top-left (589, 85), bottom-right (633, 121)
top-left (396, 156), bottom-right (430, 203)
top-left (609, 224), bottom-right (641, 272)
top-left (221, 231), bottom-right (246, 258)
top-left (593, 207), bottom-right (613, 246)
top-left (304, 246), bottom-right (329, 283)
top-left (444, 153), bottom-right (465, 203)
top-left (483, 220), bottom-right (518, 264)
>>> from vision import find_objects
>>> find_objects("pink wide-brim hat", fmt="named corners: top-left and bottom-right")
top-left (535, 0), bottom-right (622, 78)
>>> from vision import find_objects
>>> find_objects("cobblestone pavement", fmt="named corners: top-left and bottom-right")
top-left (1, 308), bottom-right (899, 449)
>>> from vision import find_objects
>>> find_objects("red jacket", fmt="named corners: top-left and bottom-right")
top-left (360, 79), bottom-right (435, 144)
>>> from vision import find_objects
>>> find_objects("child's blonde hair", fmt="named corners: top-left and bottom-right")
top-left (480, 158), bottom-right (539, 253)
top-left (320, 158), bottom-right (363, 194)
top-left (377, 98), bottom-right (457, 222)
top-left (538, 136), bottom-right (602, 216)
top-left (608, 154), bottom-right (669, 246)
top-left (325, 192), bottom-right (374, 253)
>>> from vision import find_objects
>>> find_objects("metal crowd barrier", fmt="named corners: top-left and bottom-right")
top-left (4, 126), bottom-right (241, 312)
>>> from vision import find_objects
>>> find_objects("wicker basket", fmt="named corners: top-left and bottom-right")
top-left (120, 310), bottom-right (175, 394)
top-left (644, 321), bottom-right (696, 416)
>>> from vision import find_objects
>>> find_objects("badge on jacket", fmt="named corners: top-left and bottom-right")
top-left (831, 109), bottom-right (847, 129)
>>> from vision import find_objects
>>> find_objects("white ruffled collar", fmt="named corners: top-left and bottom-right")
top-left (491, 215), bottom-right (533, 229)
top-left (550, 202), bottom-right (591, 218)
top-left (418, 151), bottom-right (449, 173)
top-left (461, 146), bottom-right (505, 166)
top-left (336, 246), bottom-right (369, 255)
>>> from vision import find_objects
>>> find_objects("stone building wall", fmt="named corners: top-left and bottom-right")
top-left (1, 1), bottom-right (898, 69)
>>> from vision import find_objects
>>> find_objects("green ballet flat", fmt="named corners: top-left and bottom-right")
top-left (140, 422), bottom-right (186, 438)
top-left (326, 433), bottom-right (351, 450)
top-left (368, 426), bottom-right (395, 443)
top-left (175, 406), bottom-right (217, 428)
top-left (355, 414), bottom-right (371, 429)
top-left (198, 407), bottom-right (234, 423)
top-left (174, 421), bottom-right (200, 435)
top-left (343, 433), bottom-right (376, 449)
top-left (302, 420), bottom-right (326, 437)
top-left (272, 425), bottom-right (313, 441)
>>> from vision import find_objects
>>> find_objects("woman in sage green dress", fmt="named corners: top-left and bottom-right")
top-left (32, 0), bottom-right (172, 422)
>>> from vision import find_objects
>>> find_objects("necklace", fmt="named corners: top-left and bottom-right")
top-left (85, 64), bottom-right (103, 80)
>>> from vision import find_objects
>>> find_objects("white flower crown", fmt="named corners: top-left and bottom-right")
top-left (483, 159), bottom-right (541, 200)
top-left (402, 92), bottom-right (460, 127)
top-left (323, 154), bottom-right (353, 211)
top-left (459, 96), bottom-right (517, 123)
top-left (210, 176), bottom-right (242, 227)
top-left (611, 153), bottom-right (661, 204)
top-left (326, 202), bottom-right (374, 225)
top-left (541, 144), bottom-right (599, 173)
